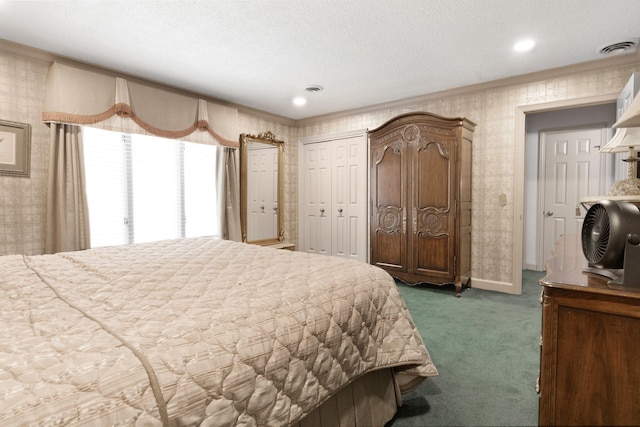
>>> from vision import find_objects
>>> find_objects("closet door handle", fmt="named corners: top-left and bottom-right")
top-left (337, 208), bottom-right (343, 218)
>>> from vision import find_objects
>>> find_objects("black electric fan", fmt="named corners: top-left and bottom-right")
top-left (581, 200), bottom-right (640, 278)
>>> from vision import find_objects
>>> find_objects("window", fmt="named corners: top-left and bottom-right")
top-left (83, 127), bottom-right (220, 248)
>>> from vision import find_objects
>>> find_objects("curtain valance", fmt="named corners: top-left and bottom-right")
top-left (42, 62), bottom-right (239, 148)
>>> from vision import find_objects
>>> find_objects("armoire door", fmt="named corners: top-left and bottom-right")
top-left (370, 134), bottom-right (409, 274)
top-left (299, 131), bottom-right (368, 262)
top-left (411, 132), bottom-right (456, 281)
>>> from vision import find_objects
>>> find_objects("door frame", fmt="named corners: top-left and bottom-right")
top-left (513, 94), bottom-right (618, 293)
top-left (536, 126), bottom-right (610, 271)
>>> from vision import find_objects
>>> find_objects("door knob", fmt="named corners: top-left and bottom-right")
top-left (545, 211), bottom-right (554, 217)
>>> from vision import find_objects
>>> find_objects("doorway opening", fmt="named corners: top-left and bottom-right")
top-left (522, 102), bottom-right (617, 271)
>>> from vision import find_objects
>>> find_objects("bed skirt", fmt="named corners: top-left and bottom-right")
top-left (294, 368), bottom-right (401, 427)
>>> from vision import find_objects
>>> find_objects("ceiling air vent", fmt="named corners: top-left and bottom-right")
top-left (304, 85), bottom-right (323, 92)
top-left (598, 39), bottom-right (639, 55)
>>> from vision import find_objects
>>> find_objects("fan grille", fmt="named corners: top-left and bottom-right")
top-left (582, 203), bottom-right (610, 264)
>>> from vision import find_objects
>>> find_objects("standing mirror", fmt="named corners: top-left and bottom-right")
top-left (240, 131), bottom-right (284, 244)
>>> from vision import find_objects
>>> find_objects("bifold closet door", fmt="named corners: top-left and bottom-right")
top-left (331, 136), bottom-right (367, 261)
top-left (301, 142), bottom-right (332, 256)
top-left (299, 133), bottom-right (367, 262)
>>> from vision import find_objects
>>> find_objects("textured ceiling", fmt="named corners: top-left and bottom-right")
top-left (1, 0), bottom-right (639, 120)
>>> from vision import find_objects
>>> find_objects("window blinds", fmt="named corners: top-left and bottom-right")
top-left (83, 127), bottom-right (220, 247)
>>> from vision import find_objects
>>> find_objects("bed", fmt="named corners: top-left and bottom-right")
top-left (0, 237), bottom-right (437, 426)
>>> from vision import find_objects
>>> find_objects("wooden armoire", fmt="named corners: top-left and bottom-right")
top-left (369, 112), bottom-right (475, 297)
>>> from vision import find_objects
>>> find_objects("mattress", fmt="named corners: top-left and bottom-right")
top-left (0, 237), bottom-right (437, 426)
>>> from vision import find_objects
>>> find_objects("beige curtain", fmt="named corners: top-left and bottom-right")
top-left (45, 124), bottom-right (91, 253)
top-left (42, 62), bottom-right (242, 245)
top-left (218, 148), bottom-right (241, 241)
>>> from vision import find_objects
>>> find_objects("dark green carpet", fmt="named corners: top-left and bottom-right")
top-left (387, 270), bottom-right (545, 427)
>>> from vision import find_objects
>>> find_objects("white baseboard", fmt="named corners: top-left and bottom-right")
top-left (471, 277), bottom-right (521, 295)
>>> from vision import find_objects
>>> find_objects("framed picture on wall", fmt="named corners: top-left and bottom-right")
top-left (0, 119), bottom-right (31, 177)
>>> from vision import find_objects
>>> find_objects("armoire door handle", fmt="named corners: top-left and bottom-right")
top-left (402, 208), bottom-right (406, 233)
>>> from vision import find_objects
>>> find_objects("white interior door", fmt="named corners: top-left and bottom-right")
top-left (541, 128), bottom-right (605, 265)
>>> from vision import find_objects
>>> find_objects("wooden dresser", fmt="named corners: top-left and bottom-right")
top-left (538, 235), bottom-right (640, 426)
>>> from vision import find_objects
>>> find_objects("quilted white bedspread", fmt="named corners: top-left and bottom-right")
top-left (0, 237), bottom-right (437, 426)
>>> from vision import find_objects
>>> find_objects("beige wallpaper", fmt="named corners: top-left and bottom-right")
top-left (295, 64), bottom-right (640, 285)
top-left (0, 52), bottom-right (50, 255)
top-left (1, 46), bottom-right (639, 290)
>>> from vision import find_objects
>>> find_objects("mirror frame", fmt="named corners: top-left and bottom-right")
top-left (240, 131), bottom-right (285, 244)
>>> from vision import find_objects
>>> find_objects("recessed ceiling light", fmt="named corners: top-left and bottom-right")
top-left (293, 96), bottom-right (306, 106)
top-left (514, 39), bottom-right (535, 52)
